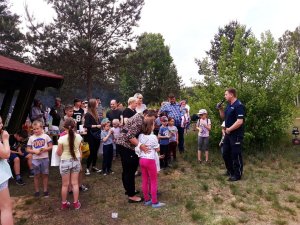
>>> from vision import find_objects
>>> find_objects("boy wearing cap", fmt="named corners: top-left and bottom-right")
top-left (196, 109), bottom-right (211, 163)
top-left (158, 116), bottom-right (171, 168)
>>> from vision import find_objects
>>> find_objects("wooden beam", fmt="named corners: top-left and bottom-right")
top-left (7, 83), bottom-right (37, 133)
top-left (0, 89), bottom-right (15, 124)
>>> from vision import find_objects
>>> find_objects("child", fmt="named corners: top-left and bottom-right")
top-left (136, 118), bottom-right (165, 208)
top-left (27, 120), bottom-right (53, 197)
top-left (168, 117), bottom-right (178, 162)
top-left (196, 109), bottom-right (211, 163)
top-left (154, 112), bottom-right (162, 136)
top-left (0, 116), bottom-right (14, 225)
top-left (57, 118), bottom-right (82, 210)
top-left (111, 119), bottom-right (121, 159)
top-left (101, 119), bottom-right (114, 175)
top-left (73, 98), bottom-right (84, 131)
top-left (59, 105), bottom-right (76, 132)
top-left (158, 116), bottom-right (171, 168)
top-left (8, 130), bottom-right (34, 186)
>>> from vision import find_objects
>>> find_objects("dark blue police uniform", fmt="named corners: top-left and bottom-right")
top-left (223, 99), bottom-right (245, 180)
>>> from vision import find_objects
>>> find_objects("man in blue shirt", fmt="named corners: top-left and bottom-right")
top-left (160, 93), bottom-right (185, 153)
top-left (218, 88), bottom-right (245, 181)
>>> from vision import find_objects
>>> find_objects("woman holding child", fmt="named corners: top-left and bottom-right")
top-left (116, 109), bottom-right (156, 203)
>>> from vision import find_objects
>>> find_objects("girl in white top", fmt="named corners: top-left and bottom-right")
top-left (0, 116), bottom-right (13, 225)
top-left (57, 118), bottom-right (83, 210)
top-left (136, 118), bottom-right (166, 208)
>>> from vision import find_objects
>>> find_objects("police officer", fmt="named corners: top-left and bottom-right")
top-left (218, 88), bottom-right (245, 181)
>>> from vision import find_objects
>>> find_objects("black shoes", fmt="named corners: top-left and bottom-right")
top-left (228, 176), bottom-right (241, 182)
top-left (125, 190), bottom-right (140, 195)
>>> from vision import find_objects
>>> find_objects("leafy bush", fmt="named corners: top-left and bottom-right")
top-left (189, 23), bottom-right (300, 150)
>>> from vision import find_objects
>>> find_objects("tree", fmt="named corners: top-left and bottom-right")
top-left (193, 22), bottom-right (300, 149)
top-left (0, 0), bottom-right (25, 61)
top-left (277, 26), bottom-right (300, 106)
top-left (205, 21), bottom-right (251, 75)
top-left (118, 33), bottom-right (182, 104)
top-left (26, 0), bottom-right (144, 98)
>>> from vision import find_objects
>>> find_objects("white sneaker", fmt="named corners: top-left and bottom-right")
top-left (85, 168), bottom-right (90, 176)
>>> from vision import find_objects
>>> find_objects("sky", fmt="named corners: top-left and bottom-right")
top-left (10, 0), bottom-right (300, 86)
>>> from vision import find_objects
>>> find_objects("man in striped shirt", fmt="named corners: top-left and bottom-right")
top-left (160, 93), bottom-right (185, 153)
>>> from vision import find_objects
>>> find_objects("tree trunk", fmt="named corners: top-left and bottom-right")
top-left (86, 71), bottom-right (92, 99)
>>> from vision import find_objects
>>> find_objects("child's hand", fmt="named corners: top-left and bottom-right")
top-left (140, 144), bottom-right (149, 153)
top-left (17, 148), bottom-right (24, 156)
top-left (35, 149), bottom-right (41, 155)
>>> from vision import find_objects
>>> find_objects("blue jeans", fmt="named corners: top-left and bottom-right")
top-left (102, 144), bottom-right (113, 173)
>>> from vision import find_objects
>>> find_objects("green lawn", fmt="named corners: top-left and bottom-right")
top-left (10, 131), bottom-right (300, 225)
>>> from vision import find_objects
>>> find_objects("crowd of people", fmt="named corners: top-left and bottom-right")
top-left (0, 88), bottom-right (245, 224)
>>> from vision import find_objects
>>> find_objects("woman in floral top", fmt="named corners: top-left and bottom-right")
top-left (116, 109), bottom-right (156, 203)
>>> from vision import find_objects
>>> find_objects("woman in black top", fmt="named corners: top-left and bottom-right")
top-left (123, 97), bottom-right (137, 125)
top-left (84, 99), bottom-right (101, 175)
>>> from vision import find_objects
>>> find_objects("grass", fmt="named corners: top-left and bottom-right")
top-left (9, 127), bottom-right (300, 225)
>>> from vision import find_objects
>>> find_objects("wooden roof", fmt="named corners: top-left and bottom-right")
top-left (0, 55), bottom-right (63, 80)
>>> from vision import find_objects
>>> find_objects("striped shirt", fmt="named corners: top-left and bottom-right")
top-left (160, 102), bottom-right (182, 126)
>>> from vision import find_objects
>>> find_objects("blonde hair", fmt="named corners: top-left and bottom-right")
top-left (128, 97), bottom-right (137, 105)
top-left (112, 119), bottom-right (120, 126)
top-left (133, 93), bottom-right (143, 99)
top-left (32, 120), bottom-right (43, 128)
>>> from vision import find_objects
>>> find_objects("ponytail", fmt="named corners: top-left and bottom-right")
top-left (68, 127), bottom-right (76, 160)
top-left (63, 118), bottom-right (77, 160)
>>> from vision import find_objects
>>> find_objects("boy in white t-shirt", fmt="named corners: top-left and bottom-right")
top-left (27, 121), bottom-right (52, 197)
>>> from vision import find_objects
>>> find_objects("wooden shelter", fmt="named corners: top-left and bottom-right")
top-left (0, 55), bottom-right (63, 133)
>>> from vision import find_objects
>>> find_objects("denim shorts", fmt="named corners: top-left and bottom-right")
top-left (0, 180), bottom-right (8, 192)
top-left (59, 158), bottom-right (81, 175)
top-left (198, 136), bottom-right (209, 151)
top-left (32, 158), bottom-right (49, 175)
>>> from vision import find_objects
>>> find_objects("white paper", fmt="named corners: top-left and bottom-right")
top-left (51, 145), bottom-right (61, 166)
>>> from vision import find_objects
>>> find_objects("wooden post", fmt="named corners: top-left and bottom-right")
top-left (0, 89), bottom-right (15, 124)
top-left (7, 83), bottom-right (37, 133)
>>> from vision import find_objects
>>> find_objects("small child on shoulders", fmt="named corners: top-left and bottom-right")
top-left (26, 120), bottom-right (52, 197)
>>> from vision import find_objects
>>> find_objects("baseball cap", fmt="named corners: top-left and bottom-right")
top-left (101, 118), bottom-right (110, 125)
top-left (197, 109), bottom-right (207, 115)
top-left (55, 97), bottom-right (62, 101)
